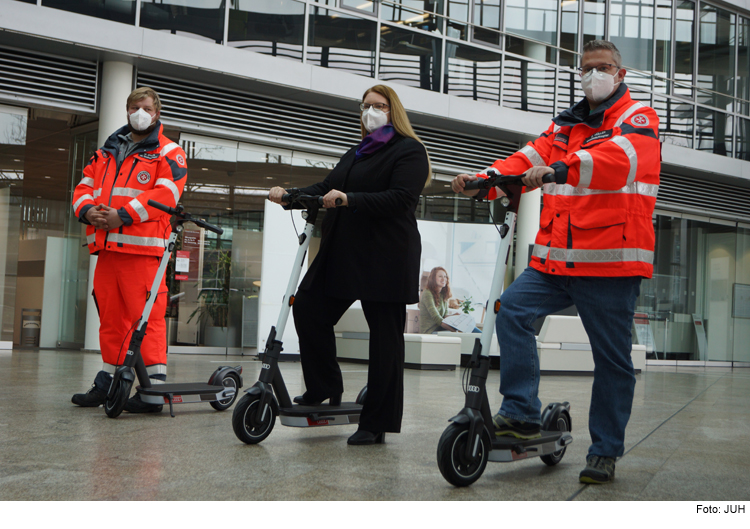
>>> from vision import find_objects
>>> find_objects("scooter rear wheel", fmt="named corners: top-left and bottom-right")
top-left (210, 373), bottom-right (240, 411)
top-left (104, 377), bottom-right (132, 418)
top-left (540, 411), bottom-right (571, 466)
top-left (232, 394), bottom-right (276, 444)
top-left (437, 422), bottom-right (490, 487)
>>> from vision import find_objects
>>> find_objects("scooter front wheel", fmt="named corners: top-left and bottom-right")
top-left (210, 372), bottom-right (240, 411)
top-left (104, 377), bottom-right (132, 418)
top-left (540, 409), bottom-right (571, 466)
top-left (232, 394), bottom-right (276, 444)
top-left (437, 422), bottom-right (490, 487)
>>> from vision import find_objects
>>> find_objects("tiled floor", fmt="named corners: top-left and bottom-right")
top-left (1, 348), bottom-right (748, 501)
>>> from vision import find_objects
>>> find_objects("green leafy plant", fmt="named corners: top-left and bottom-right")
top-left (460, 296), bottom-right (475, 315)
top-left (188, 249), bottom-right (232, 329)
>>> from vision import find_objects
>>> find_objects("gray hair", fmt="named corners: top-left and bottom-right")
top-left (582, 40), bottom-right (623, 68)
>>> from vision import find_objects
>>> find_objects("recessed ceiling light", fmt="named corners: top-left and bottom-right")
top-left (37, 196), bottom-right (41, 198)
top-left (13, 159), bottom-right (20, 162)
top-left (226, 207), bottom-right (232, 210)
top-left (44, 176), bottom-right (51, 179)
top-left (57, 148), bottom-right (66, 151)
top-left (265, 176), bottom-right (274, 180)
top-left (201, 168), bottom-right (208, 171)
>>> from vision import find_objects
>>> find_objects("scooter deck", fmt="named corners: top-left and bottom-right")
top-left (278, 402), bottom-right (362, 427)
top-left (137, 383), bottom-right (226, 396)
top-left (488, 430), bottom-right (571, 462)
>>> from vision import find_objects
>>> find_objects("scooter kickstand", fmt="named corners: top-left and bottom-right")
top-left (166, 393), bottom-right (175, 418)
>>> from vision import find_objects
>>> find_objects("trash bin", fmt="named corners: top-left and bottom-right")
top-left (21, 308), bottom-right (41, 347)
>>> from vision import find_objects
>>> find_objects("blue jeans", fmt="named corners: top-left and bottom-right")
top-left (496, 267), bottom-right (641, 459)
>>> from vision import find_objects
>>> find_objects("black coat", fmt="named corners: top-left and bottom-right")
top-left (297, 134), bottom-right (428, 304)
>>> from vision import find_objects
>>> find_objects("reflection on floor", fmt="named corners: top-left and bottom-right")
top-left (1, 349), bottom-right (748, 501)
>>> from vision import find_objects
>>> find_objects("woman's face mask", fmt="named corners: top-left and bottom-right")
top-left (129, 108), bottom-right (155, 132)
top-left (362, 106), bottom-right (389, 133)
top-left (581, 69), bottom-right (620, 103)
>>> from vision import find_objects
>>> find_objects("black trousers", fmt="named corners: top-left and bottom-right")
top-left (292, 281), bottom-right (406, 433)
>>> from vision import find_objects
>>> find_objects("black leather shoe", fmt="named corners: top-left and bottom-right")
top-left (347, 430), bottom-right (386, 445)
top-left (293, 393), bottom-right (342, 406)
top-left (124, 393), bottom-right (163, 413)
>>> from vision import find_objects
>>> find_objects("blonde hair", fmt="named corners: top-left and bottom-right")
top-left (126, 87), bottom-right (162, 113)
top-left (361, 84), bottom-right (432, 185)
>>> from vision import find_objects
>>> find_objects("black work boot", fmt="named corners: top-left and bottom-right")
top-left (579, 455), bottom-right (616, 484)
top-left (124, 393), bottom-right (163, 413)
top-left (71, 371), bottom-right (112, 407)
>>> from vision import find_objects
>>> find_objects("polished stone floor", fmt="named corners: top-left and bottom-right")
top-left (1, 348), bottom-right (749, 501)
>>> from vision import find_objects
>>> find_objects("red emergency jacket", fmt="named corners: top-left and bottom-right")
top-left (72, 123), bottom-right (187, 257)
top-left (483, 85), bottom-right (660, 278)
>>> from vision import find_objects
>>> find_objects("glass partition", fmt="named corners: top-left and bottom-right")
top-left (654, 0), bottom-right (672, 95)
top-left (697, 4), bottom-right (734, 112)
top-left (503, 57), bottom-right (556, 115)
top-left (446, 0), bottom-right (470, 40)
top-left (560, 0), bottom-right (580, 68)
top-left (228, 0), bottom-right (305, 62)
top-left (473, 0), bottom-right (502, 46)
top-left (42, 0), bottom-right (137, 24)
top-left (695, 108), bottom-right (732, 157)
top-left (654, 97), bottom-right (694, 147)
top-left (140, 0), bottom-right (225, 43)
top-left (673, 0), bottom-right (695, 99)
top-left (610, 0), bottom-right (654, 72)
top-left (738, 17), bottom-right (750, 116)
top-left (308, 6), bottom-right (377, 77)
top-left (382, 0), bottom-right (443, 33)
top-left (379, 24), bottom-right (442, 92)
top-left (444, 42), bottom-right (501, 103)
top-left (583, 0), bottom-right (606, 43)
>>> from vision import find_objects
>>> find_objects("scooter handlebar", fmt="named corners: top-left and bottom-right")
top-left (280, 193), bottom-right (343, 209)
top-left (463, 171), bottom-right (555, 190)
top-left (147, 200), bottom-right (224, 235)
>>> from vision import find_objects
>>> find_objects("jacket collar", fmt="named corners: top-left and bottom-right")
top-left (102, 121), bottom-right (163, 156)
top-left (553, 84), bottom-right (630, 129)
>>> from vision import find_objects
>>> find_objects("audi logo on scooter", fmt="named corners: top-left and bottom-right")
top-left (126, 349), bottom-right (134, 356)
top-left (261, 363), bottom-right (271, 370)
top-left (467, 385), bottom-right (481, 393)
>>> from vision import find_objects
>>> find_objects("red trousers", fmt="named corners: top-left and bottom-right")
top-left (93, 250), bottom-right (167, 374)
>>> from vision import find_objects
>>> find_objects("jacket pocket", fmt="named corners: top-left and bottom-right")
top-left (569, 209), bottom-right (627, 258)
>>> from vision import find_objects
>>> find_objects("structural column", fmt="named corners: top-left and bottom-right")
top-left (83, 60), bottom-right (134, 351)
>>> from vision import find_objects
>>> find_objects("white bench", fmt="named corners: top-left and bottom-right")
top-left (537, 315), bottom-right (646, 375)
top-left (334, 308), bottom-right (462, 370)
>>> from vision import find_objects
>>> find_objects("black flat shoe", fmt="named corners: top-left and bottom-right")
top-left (347, 430), bottom-right (386, 445)
top-left (293, 393), bottom-right (342, 406)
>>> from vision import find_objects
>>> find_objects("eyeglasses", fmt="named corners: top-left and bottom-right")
top-left (576, 63), bottom-right (620, 76)
top-left (360, 102), bottom-right (390, 112)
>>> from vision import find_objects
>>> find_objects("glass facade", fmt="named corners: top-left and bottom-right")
top-left (228, 0), bottom-right (306, 62)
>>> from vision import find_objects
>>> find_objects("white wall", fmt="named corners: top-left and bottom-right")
top-left (39, 237), bottom-right (64, 348)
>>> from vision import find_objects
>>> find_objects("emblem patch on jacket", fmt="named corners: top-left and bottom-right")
top-left (137, 171), bottom-right (151, 184)
top-left (140, 152), bottom-right (159, 160)
top-left (553, 133), bottom-right (569, 145)
top-left (582, 129), bottom-right (613, 147)
top-left (176, 154), bottom-right (185, 166)
top-left (631, 114), bottom-right (650, 127)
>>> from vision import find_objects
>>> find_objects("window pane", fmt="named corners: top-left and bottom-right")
top-left (228, 0), bottom-right (305, 62)
top-left (610, 0), bottom-right (654, 72)
top-left (556, 68), bottom-right (582, 114)
top-left (560, 0), bottom-right (579, 55)
top-left (674, 0), bottom-right (695, 99)
top-left (583, 0), bottom-right (606, 43)
top-left (140, 0), bottom-right (225, 44)
top-left (504, 0), bottom-right (557, 46)
top-left (503, 57), bottom-right (556, 115)
top-left (505, 35), bottom-right (555, 63)
top-left (341, 0), bottom-right (375, 14)
top-left (444, 43), bottom-right (501, 103)
top-left (446, 0), bottom-right (470, 40)
top-left (41, 0), bottom-right (136, 24)
top-left (697, 4), bottom-right (734, 111)
top-left (696, 109), bottom-right (732, 156)
top-left (308, 8), bottom-right (377, 78)
top-left (736, 117), bottom-right (750, 160)
top-left (654, 0), bottom-right (672, 94)
top-left (654, 97), bottom-right (693, 147)
top-left (738, 18), bottom-right (750, 116)
top-left (473, 0), bottom-right (501, 46)
top-left (379, 24), bottom-right (442, 92)
top-left (382, 1), bottom-right (443, 33)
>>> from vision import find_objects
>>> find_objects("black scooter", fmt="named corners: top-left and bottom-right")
top-left (104, 200), bottom-right (243, 418)
top-left (232, 191), bottom-right (366, 444)
top-left (436, 171), bottom-right (573, 487)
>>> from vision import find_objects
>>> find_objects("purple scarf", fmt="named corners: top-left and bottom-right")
top-left (356, 124), bottom-right (396, 159)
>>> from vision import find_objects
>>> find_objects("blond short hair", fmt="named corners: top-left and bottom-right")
top-left (126, 87), bottom-right (162, 113)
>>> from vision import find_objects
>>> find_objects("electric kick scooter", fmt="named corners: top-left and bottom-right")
top-left (232, 191), bottom-right (366, 444)
top-left (104, 200), bottom-right (243, 418)
top-left (436, 171), bottom-right (573, 487)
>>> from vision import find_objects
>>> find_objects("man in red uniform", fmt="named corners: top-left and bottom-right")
top-left (453, 41), bottom-right (660, 483)
top-left (71, 87), bottom-right (188, 413)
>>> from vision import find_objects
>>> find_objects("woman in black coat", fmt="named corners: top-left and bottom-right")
top-left (268, 84), bottom-right (430, 445)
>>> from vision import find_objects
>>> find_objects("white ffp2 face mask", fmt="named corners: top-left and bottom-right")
top-left (581, 70), bottom-right (620, 103)
top-left (362, 106), bottom-right (389, 132)
top-left (129, 108), bottom-right (154, 132)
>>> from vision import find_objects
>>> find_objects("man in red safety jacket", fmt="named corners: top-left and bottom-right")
top-left (71, 87), bottom-right (187, 413)
top-left (453, 40), bottom-right (660, 484)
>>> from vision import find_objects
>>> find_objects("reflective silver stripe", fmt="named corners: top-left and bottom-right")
top-left (611, 136), bottom-right (638, 185)
top-left (614, 102), bottom-right (644, 127)
top-left (532, 244), bottom-right (550, 260)
top-left (80, 177), bottom-right (94, 187)
top-left (102, 363), bottom-right (116, 374)
top-left (160, 142), bottom-right (179, 157)
top-left (112, 187), bottom-right (143, 198)
top-left (107, 233), bottom-right (167, 247)
top-left (129, 198), bottom-right (149, 222)
top-left (146, 364), bottom-right (167, 379)
top-left (538, 246), bottom-right (654, 264)
top-left (87, 233), bottom-right (96, 245)
top-left (553, 124), bottom-right (561, 133)
top-left (155, 178), bottom-right (180, 205)
top-left (73, 194), bottom-right (94, 210)
top-left (520, 145), bottom-right (545, 167)
top-left (93, 189), bottom-right (102, 198)
top-left (543, 181), bottom-right (659, 198)
top-left (574, 150), bottom-right (594, 187)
